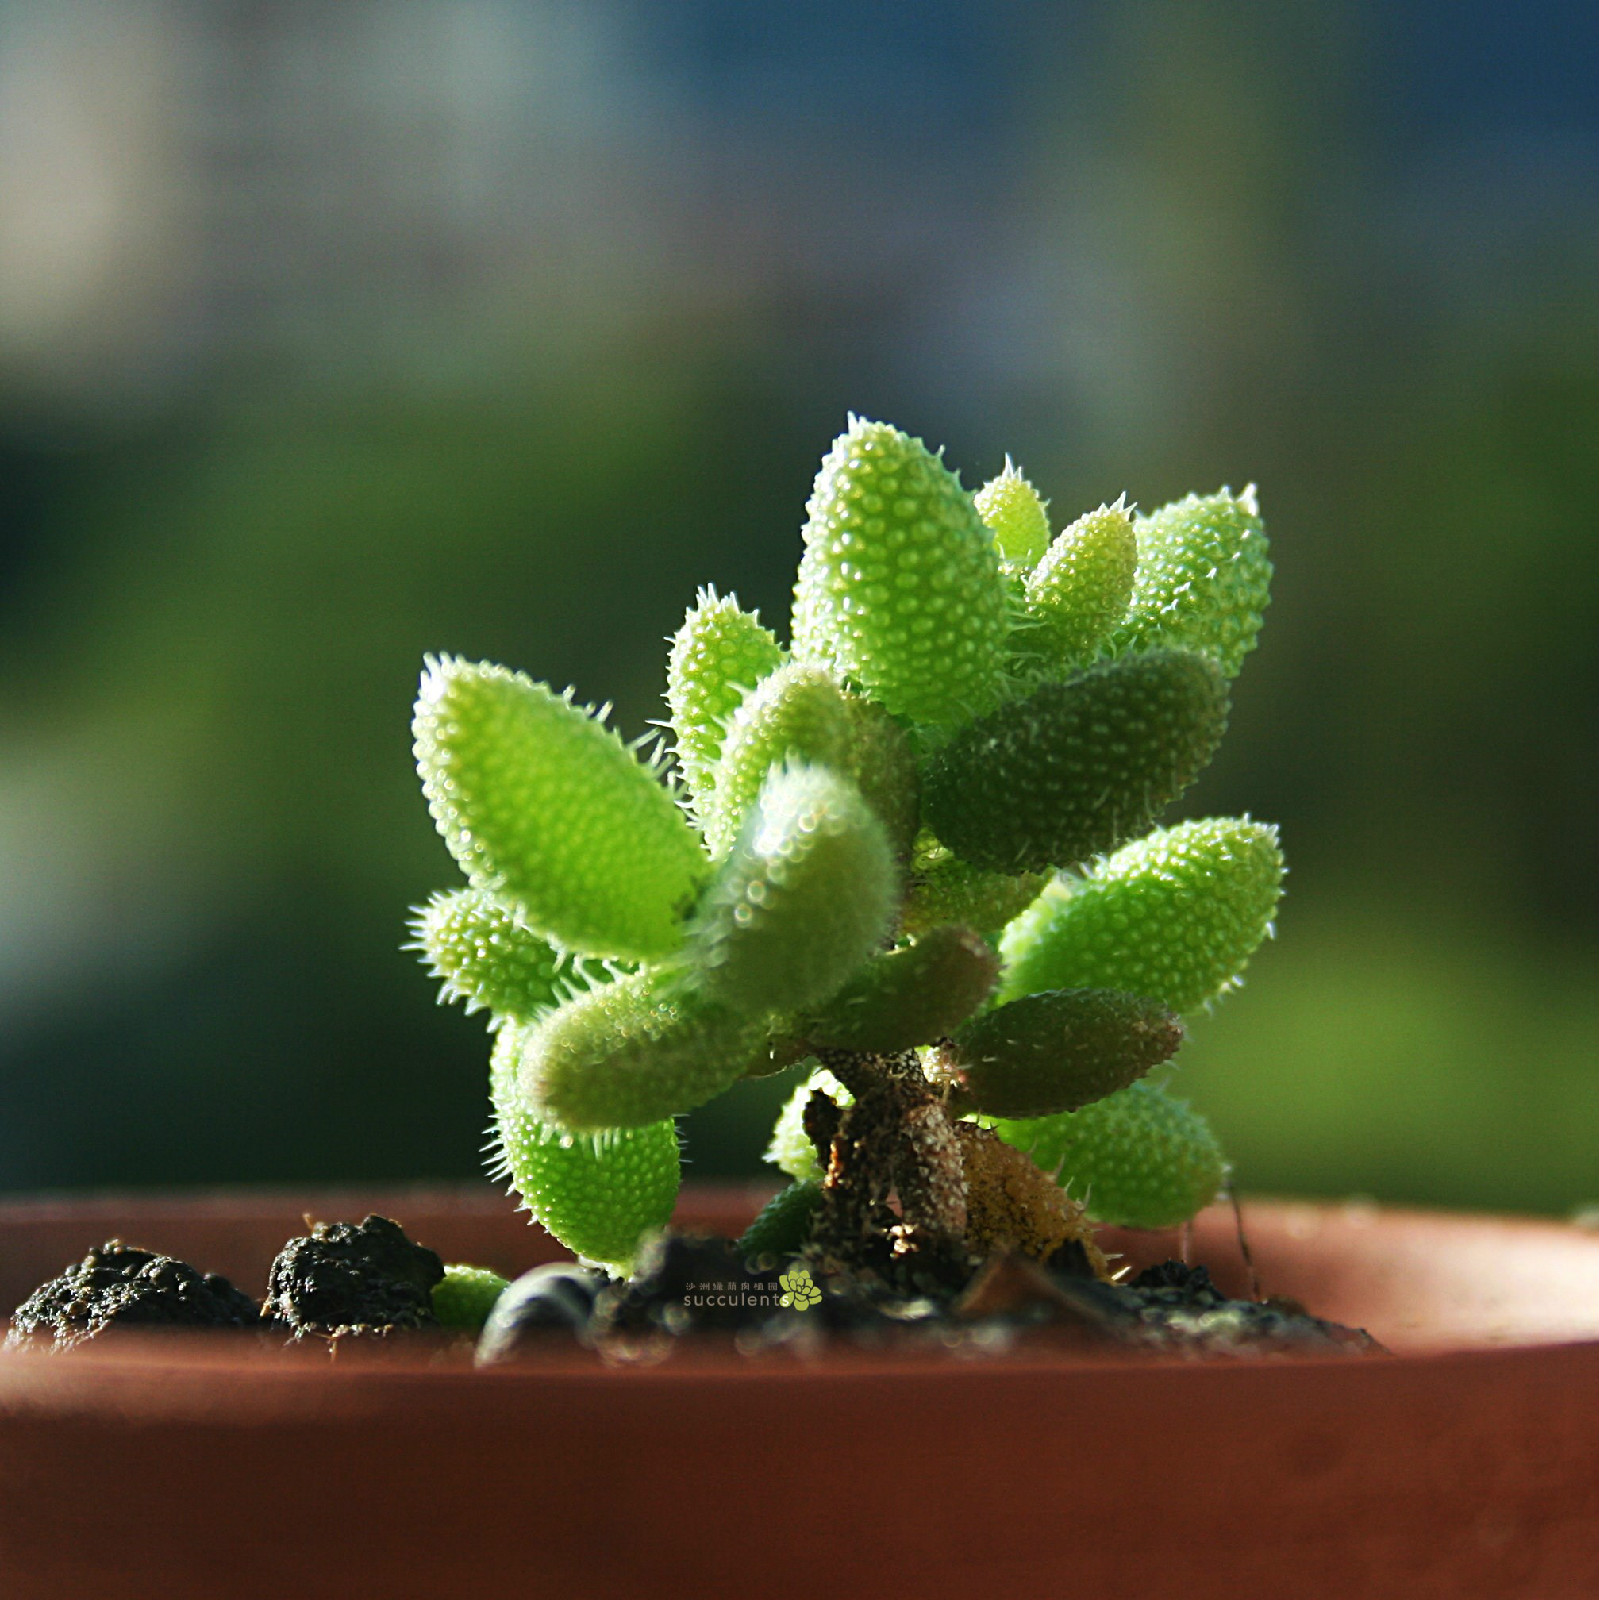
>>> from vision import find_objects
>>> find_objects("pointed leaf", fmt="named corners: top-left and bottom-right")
top-left (999, 817), bottom-right (1284, 1012)
top-left (1108, 488), bottom-right (1271, 679)
top-left (410, 887), bottom-right (580, 1020)
top-left (1023, 500), bottom-right (1137, 667)
top-left (974, 460), bottom-right (1051, 571)
top-left (414, 658), bottom-right (706, 962)
top-left (792, 417), bottom-right (1007, 725)
top-left (666, 590), bottom-right (786, 818)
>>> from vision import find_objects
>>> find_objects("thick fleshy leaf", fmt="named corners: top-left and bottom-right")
top-left (1107, 488), bottom-right (1271, 679)
top-left (998, 818), bottom-right (1284, 1013)
top-left (737, 1180), bottom-right (825, 1259)
top-left (488, 1024), bottom-right (681, 1272)
top-left (792, 417), bottom-right (1008, 725)
top-left (994, 1079), bottom-right (1227, 1229)
top-left (410, 887), bottom-right (578, 1020)
top-left (688, 764), bottom-right (896, 1015)
top-left (931, 988), bottom-right (1182, 1119)
top-left (844, 696), bottom-right (921, 864)
top-left (800, 924), bottom-right (999, 1053)
top-left (666, 590), bottom-right (786, 819)
top-left (700, 663), bottom-right (854, 858)
top-left (921, 650), bottom-right (1229, 874)
top-left (1024, 500), bottom-right (1137, 667)
top-left (900, 841), bottom-right (1046, 940)
top-left (974, 460), bottom-right (1051, 571)
top-left (513, 968), bottom-right (766, 1132)
top-left (414, 658), bottom-right (705, 962)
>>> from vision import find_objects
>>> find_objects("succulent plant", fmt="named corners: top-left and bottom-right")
top-left (412, 419), bottom-right (1281, 1276)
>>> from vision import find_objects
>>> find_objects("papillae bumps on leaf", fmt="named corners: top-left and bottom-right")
top-left (1024, 500), bottom-right (1138, 668)
top-left (1108, 489), bottom-right (1271, 680)
top-left (921, 649), bottom-right (1230, 875)
top-left (999, 817), bottom-right (1285, 1014)
top-left (411, 887), bottom-right (575, 1021)
top-left (800, 923), bottom-right (1000, 1053)
top-left (666, 590), bottom-right (786, 817)
top-left (489, 1025), bottom-right (680, 1273)
top-left (700, 663), bottom-right (854, 858)
top-left (995, 1079), bottom-right (1227, 1229)
top-left (900, 840), bottom-right (1047, 940)
top-left (414, 415), bottom-right (1283, 1272)
top-left (414, 658), bottom-right (706, 963)
top-left (792, 417), bottom-right (1008, 726)
top-left (513, 968), bottom-right (765, 1132)
top-left (974, 460), bottom-right (1051, 572)
top-left (688, 763), bottom-right (896, 1015)
top-left (932, 988), bottom-right (1182, 1120)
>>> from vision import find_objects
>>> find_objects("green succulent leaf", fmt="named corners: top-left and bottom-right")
top-left (921, 649), bottom-right (1230, 875)
top-left (737, 1180), bottom-right (825, 1260)
top-left (410, 887), bottom-right (584, 1020)
top-left (765, 1065), bottom-right (852, 1182)
top-left (791, 417), bottom-right (1008, 726)
top-left (931, 988), bottom-right (1182, 1120)
top-left (843, 695), bottom-right (921, 864)
top-left (994, 1079), bottom-right (1226, 1229)
top-left (1107, 488), bottom-right (1271, 680)
top-left (998, 817), bottom-right (1284, 1013)
top-left (512, 968), bottom-right (767, 1132)
top-left (431, 1265), bottom-right (512, 1330)
top-left (974, 459), bottom-right (1051, 571)
top-left (701, 663), bottom-right (855, 858)
top-left (688, 763), bottom-right (896, 1015)
top-left (666, 589), bottom-right (787, 819)
top-left (1023, 499), bottom-right (1138, 668)
top-left (900, 840), bottom-right (1046, 940)
top-left (414, 658), bottom-right (706, 963)
top-left (489, 1024), bottom-right (681, 1272)
top-left (800, 923), bottom-right (1000, 1053)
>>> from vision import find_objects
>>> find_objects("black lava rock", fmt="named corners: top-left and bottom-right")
top-left (6, 1241), bottom-right (262, 1351)
top-left (265, 1215), bottom-right (444, 1340)
top-left (475, 1263), bottom-right (606, 1363)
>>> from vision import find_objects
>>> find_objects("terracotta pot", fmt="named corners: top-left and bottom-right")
top-left (0, 1184), bottom-right (1594, 1600)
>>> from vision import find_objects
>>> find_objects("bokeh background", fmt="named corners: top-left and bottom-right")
top-left (0, 1), bottom-right (1592, 1215)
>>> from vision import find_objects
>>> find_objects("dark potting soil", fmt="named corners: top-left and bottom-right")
top-left (7, 1215), bottom-right (445, 1350)
top-left (265, 1214), bottom-right (444, 1340)
top-left (5, 1242), bottom-right (262, 1351)
top-left (4, 1218), bottom-right (1379, 1360)
top-left (475, 1231), bottom-right (1381, 1364)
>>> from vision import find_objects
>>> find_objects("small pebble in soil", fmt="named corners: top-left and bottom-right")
top-left (5, 1241), bottom-right (261, 1351)
top-left (476, 1263), bottom-right (608, 1364)
top-left (265, 1214), bottom-right (444, 1341)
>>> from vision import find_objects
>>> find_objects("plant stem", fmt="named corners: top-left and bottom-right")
top-left (809, 1047), bottom-right (969, 1272)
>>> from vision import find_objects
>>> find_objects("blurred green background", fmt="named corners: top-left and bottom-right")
top-left (0, 2), bottom-right (1592, 1215)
